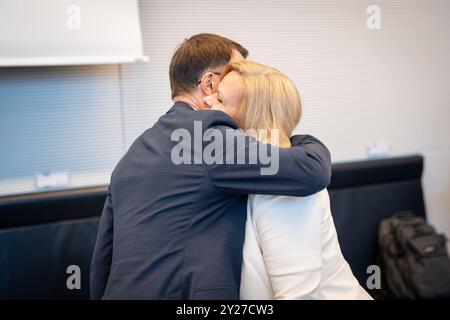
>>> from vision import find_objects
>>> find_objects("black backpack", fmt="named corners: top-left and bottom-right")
top-left (377, 211), bottom-right (450, 299)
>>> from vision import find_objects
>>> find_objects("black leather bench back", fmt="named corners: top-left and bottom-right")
top-left (328, 155), bottom-right (426, 286)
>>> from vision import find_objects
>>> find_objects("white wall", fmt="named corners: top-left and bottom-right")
top-left (121, 0), bottom-right (450, 236)
top-left (0, 0), bottom-right (145, 66)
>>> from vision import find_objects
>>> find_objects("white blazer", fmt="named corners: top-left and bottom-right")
top-left (240, 189), bottom-right (373, 300)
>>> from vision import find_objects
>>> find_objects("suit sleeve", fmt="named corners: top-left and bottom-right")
top-left (90, 192), bottom-right (114, 300)
top-left (202, 111), bottom-right (332, 196)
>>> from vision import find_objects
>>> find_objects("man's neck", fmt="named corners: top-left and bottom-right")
top-left (173, 94), bottom-right (206, 110)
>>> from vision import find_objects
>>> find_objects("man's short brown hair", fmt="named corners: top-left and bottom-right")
top-left (169, 33), bottom-right (248, 98)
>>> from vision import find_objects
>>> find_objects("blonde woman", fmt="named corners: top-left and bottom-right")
top-left (204, 60), bottom-right (372, 300)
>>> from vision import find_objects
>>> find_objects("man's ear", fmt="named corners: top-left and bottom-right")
top-left (199, 72), bottom-right (217, 96)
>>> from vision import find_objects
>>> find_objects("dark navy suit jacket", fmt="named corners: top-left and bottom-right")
top-left (90, 102), bottom-right (331, 299)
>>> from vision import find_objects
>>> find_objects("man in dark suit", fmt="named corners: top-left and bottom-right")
top-left (90, 33), bottom-right (332, 299)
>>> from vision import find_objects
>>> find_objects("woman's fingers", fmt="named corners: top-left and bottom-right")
top-left (203, 93), bottom-right (218, 107)
top-left (204, 93), bottom-right (225, 111)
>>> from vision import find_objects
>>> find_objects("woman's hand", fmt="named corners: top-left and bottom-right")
top-left (204, 93), bottom-right (226, 113)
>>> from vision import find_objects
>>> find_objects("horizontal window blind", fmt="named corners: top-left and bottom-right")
top-left (0, 65), bottom-right (124, 195)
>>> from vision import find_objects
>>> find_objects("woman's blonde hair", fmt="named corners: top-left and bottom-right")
top-left (222, 60), bottom-right (301, 147)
